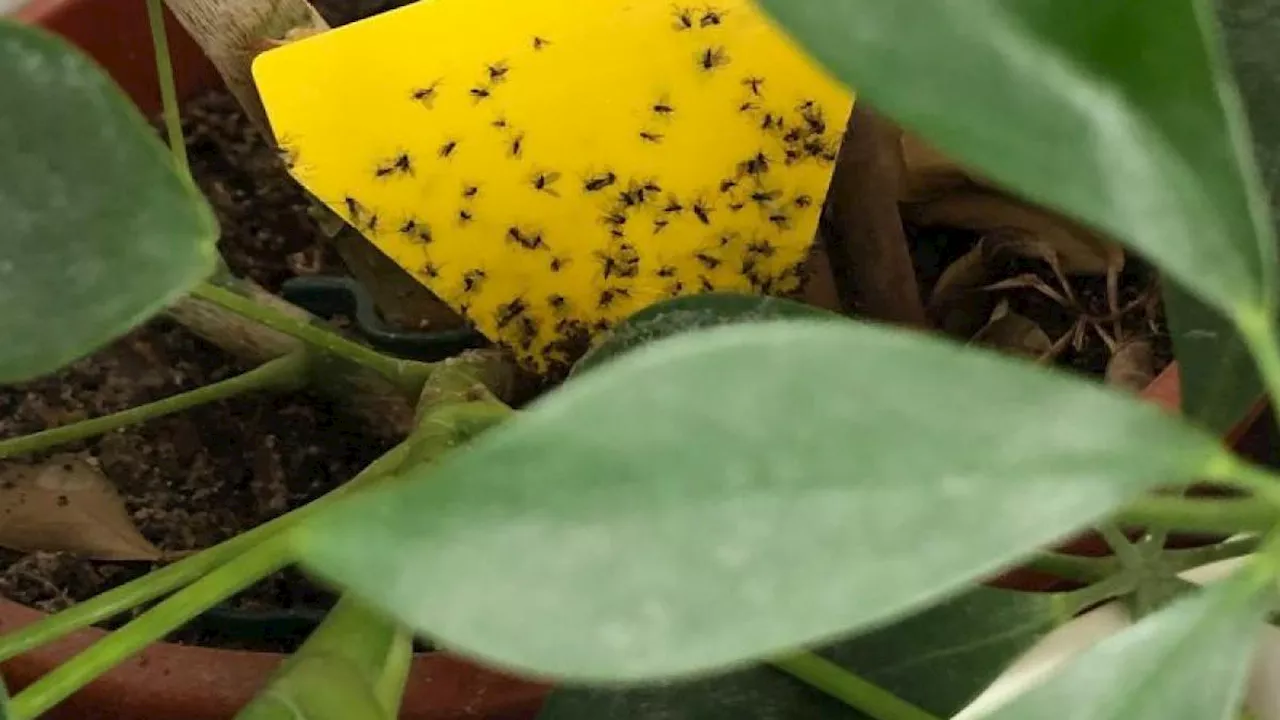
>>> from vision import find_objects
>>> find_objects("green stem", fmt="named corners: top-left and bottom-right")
top-left (144, 0), bottom-right (189, 179)
top-left (1023, 551), bottom-right (1117, 583)
top-left (1097, 523), bottom-right (1144, 569)
top-left (0, 352), bottom-right (308, 460)
top-left (0, 440), bottom-right (411, 663)
top-left (1114, 495), bottom-right (1279, 535)
top-left (770, 652), bottom-right (940, 720)
top-left (9, 536), bottom-right (293, 720)
top-left (1058, 572), bottom-right (1137, 616)
top-left (190, 282), bottom-right (430, 394)
top-left (1161, 535), bottom-right (1260, 573)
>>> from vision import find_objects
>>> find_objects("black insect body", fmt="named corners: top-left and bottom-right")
top-left (547, 294), bottom-right (568, 312)
top-left (549, 255), bottom-right (569, 273)
top-left (663, 195), bottom-right (685, 214)
top-left (514, 315), bottom-right (540, 350)
top-left (793, 194), bottom-right (814, 209)
top-left (800, 102), bottom-right (827, 135)
top-left (439, 140), bottom-right (459, 158)
top-left (410, 81), bottom-right (441, 106)
top-left (691, 198), bottom-right (714, 225)
top-left (751, 188), bottom-right (783, 207)
top-left (458, 209), bottom-right (474, 225)
top-left (602, 211), bottom-right (628, 228)
top-left (462, 184), bottom-right (480, 199)
top-left (698, 275), bottom-right (716, 292)
top-left (694, 252), bottom-right (721, 270)
top-left (746, 238), bottom-right (777, 257)
top-left (653, 101), bottom-right (676, 116)
top-left (531, 170), bottom-right (562, 195)
top-left (470, 85), bottom-right (492, 101)
top-left (784, 147), bottom-right (803, 165)
top-left (639, 131), bottom-right (664, 143)
top-left (739, 151), bottom-right (771, 178)
top-left (698, 46), bottom-right (730, 71)
top-left (667, 280), bottom-right (686, 296)
top-left (617, 186), bottom-right (644, 208)
top-left (496, 297), bottom-right (528, 329)
top-left (461, 269), bottom-right (487, 294)
top-left (399, 218), bottom-right (432, 243)
top-left (598, 286), bottom-right (632, 309)
top-left (657, 265), bottom-right (678, 278)
top-left (653, 217), bottom-right (671, 234)
top-left (768, 212), bottom-right (792, 230)
top-left (375, 153), bottom-right (413, 178)
top-left (492, 117), bottom-right (510, 130)
top-left (364, 214), bottom-right (380, 233)
top-left (673, 7), bottom-right (695, 30)
top-left (760, 113), bottom-right (784, 131)
top-left (719, 178), bottom-right (739, 194)
top-left (742, 76), bottom-right (765, 96)
top-left (700, 7), bottom-right (725, 27)
top-left (533, 36), bottom-right (551, 50)
top-left (739, 101), bottom-right (760, 113)
top-left (507, 226), bottom-right (548, 251)
top-left (420, 262), bottom-right (441, 279)
top-left (509, 134), bottom-right (525, 158)
top-left (487, 61), bottom-right (510, 84)
top-left (584, 172), bottom-right (617, 192)
top-left (343, 196), bottom-right (366, 221)
top-left (728, 201), bottom-right (746, 212)
top-left (783, 127), bottom-right (805, 144)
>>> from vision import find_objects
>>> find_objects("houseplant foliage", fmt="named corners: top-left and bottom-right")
top-left (6, 2), bottom-right (1280, 720)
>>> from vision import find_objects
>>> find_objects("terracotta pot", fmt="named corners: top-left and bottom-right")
top-left (5, 1), bottom-right (550, 717)
top-left (988, 361), bottom-right (1272, 592)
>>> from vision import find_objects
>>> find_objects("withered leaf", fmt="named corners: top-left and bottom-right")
top-left (909, 191), bottom-right (1125, 276)
top-left (1105, 339), bottom-right (1156, 393)
top-left (0, 454), bottom-right (161, 561)
top-left (970, 299), bottom-right (1053, 361)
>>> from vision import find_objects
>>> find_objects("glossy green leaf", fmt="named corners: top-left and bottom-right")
top-left (757, 0), bottom-right (1276, 323)
top-left (236, 596), bottom-right (409, 720)
top-left (539, 587), bottom-right (1067, 719)
top-left (0, 21), bottom-right (218, 382)
top-left (296, 319), bottom-right (1227, 681)
top-left (573, 292), bottom-right (844, 376)
top-left (977, 561), bottom-right (1275, 720)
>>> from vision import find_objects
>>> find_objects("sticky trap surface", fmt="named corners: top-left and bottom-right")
top-left (253, 0), bottom-right (854, 372)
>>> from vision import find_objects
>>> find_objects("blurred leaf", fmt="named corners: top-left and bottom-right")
top-left (572, 292), bottom-right (843, 376)
top-left (539, 586), bottom-right (1066, 719)
top-left (1164, 284), bottom-right (1263, 434)
top-left (296, 319), bottom-right (1227, 681)
top-left (0, 454), bottom-right (162, 561)
top-left (759, 0), bottom-right (1275, 324)
top-left (0, 21), bottom-right (217, 382)
top-left (970, 300), bottom-right (1053, 360)
top-left (975, 565), bottom-right (1272, 720)
top-left (236, 596), bottom-right (409, 720)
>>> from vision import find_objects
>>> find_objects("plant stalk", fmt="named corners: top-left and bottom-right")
top-left (145, 0), bottom-right (190, 179)
top-left (190, 281), bottom-right (430, 395)
top-left (1023, 551), bottom-right (1117, 583)
top-left (771, 652), bottom-right (940, 720)
top-left (0, 352), bottom-right (308, 460)
top-left (9, 536), bottom-right (293, 720)
top-left (1114, 495), bottom-right (1279, 535)
top-left (1161, 535), bottom-right (1260, 573)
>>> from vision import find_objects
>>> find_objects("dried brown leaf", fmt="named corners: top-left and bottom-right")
top-left (897, 131), bottom-right (991, 202)
top-left (983, 273), bottom-right (1073, 308)
top-left (0, 455), bottom-right (162, 561)
top-left (927, 240), bottom-right (995, 338)
top-left (908, 191), bottom-right (1125, 275)
top-left (1105, 340), bottom-right (1156, 393)
top-left (970, 300), bottom-right (1053, 360)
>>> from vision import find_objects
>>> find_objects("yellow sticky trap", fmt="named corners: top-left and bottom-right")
top-left (252, 0), bottom-right (853, 373)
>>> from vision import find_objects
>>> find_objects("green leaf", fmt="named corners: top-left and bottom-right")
top-left (0, 21), bottom-right (218, 382)
top-left (757, 0), bottom-right (1276, 323)
top-left (296, 319), bottom-right (1227, 681)
top-left (976, 561), bottom-right (1274, 719)
top-left (236, 596), bottom-right (409, 720)
top-left (1163, 283), bottom-right (1262, 435)
top-left (538, 587), bottom-right (1067, 719)
top-left (573, 292), bottom-right (844, 376)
